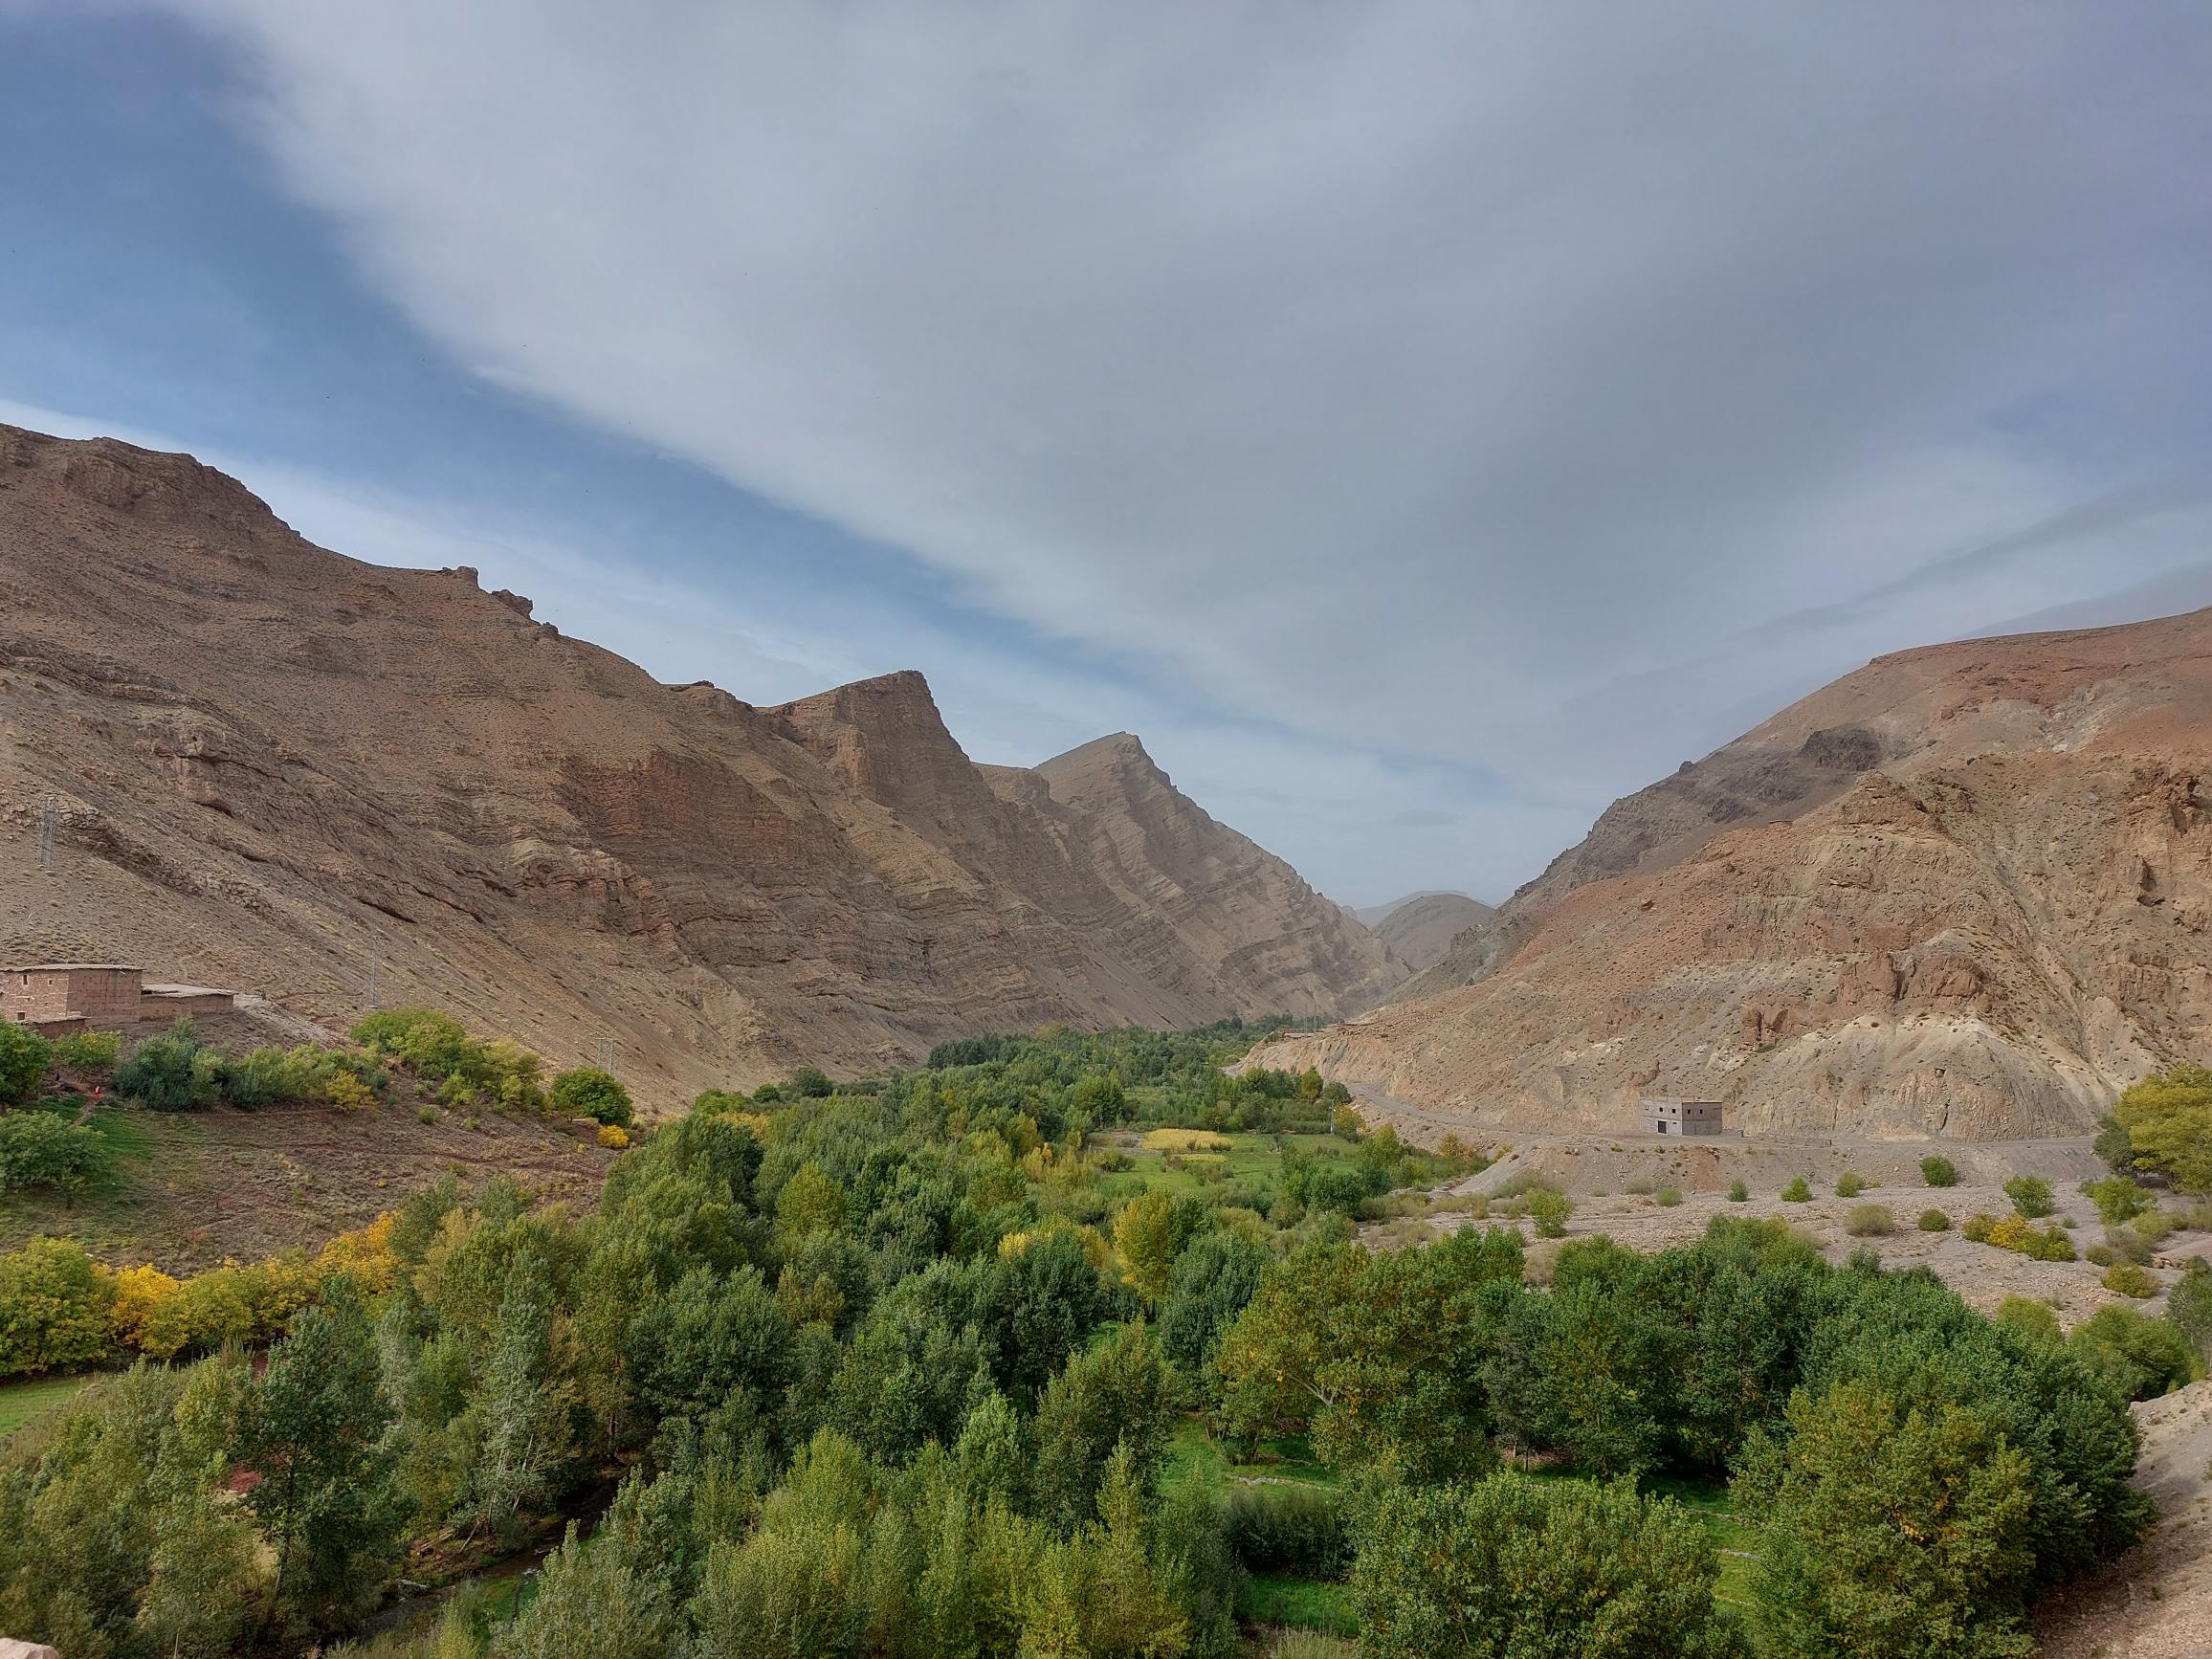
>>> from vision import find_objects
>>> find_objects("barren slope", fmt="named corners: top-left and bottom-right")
top-left (1369, 892), bottom-right (1495, 972)
top-left (0, 425), bottom-right (1399, 1103)
top-left (1259, 609), bottom-right (2212, 1139)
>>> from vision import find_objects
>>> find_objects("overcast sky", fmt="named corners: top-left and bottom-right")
top-left (6, 3), bottom-right (2211, 906)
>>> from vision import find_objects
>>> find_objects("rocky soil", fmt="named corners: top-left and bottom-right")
top-left (0, 424), bottom-right (1402, 1104)
top-left (1259, 608), bottom-right (2212, 1140)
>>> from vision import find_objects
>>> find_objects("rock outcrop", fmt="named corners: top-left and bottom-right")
top-left (0, 424), bottom-right (1401, 1104)
top-left (1257, 608), bottom-right (2212, 1139)
top-left (1362, 892), bottom-right (1495, 973)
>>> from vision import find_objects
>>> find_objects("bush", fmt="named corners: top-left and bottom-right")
top-left (0, 1023), bottom-right (53, 1103)
top-left (2169, 1258), bottom-right (2212, 1361)
top-left (1834, 1172), bottom-right (1866, 1198)
top-left (417, 1106), bottom-right (438, 1124)
top-left (1526, 1187), bottom-right (1573, 1239)
top-left (1845, 1205), bottom-right (1894, 1237)
top-left (1919, 1155), bottom-right (1958, 1187)
top-left (0, 1111), bottom-right (113, 1199)
top-left (1916, 1209), bottom-right (1951, 1232)
top-left (788, 1065), bottom-right (835, 1098)
top-left (2068, 1304), bottom-right (2196, 1401)
top-left (2083, 1176), bottom-right (2152, 1226)
top-left (598, 1123), bottom-right (630, 1149)
top-left (326, 1071), bottom-right (375, 1112)
top-left (115, 1019), bottom-right (219, 1112)
top-left (51, 1029), bottom-right (121, 1072)
top-left (2084, 1243), bottom-right (2116, 1267)
top-left (550, 1066), bottom-right (632, 1127)
top-left (2101, 1261), bottom-right (2158, 1299)
top-left (1727, 1180), bottom-right (1748, 1203)
top-left (1654, 1185), bottom-right (1683, 1207)
top-left (2003, 1175), bottom-right (2055, 1219)
top-left (1781, 1177), bottom-right (1812, 1203)
top-left (1222, 1481), bottom-right (1348, 1579)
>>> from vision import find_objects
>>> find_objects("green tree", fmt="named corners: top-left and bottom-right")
top-left (1156, 1229), bottom-right (1267, 1380)
top-left (0, 1022), bottom-right (52, 1102)
top-left (239, 1276), bottom-right (402, 1637)
top-left (492, 1475), bottom-right (678, 1659)
top-left (2112, 1065), bottom-right (2212, 1191)
top-left (1035, 1322), bottom-right (1174, 1533)
top-left (549, 1066), bottom-right (632, 1127)
top-left (2167, 1257), bottom-right (2212, 1363)
top-left (115, 1019), bottom-right (220, 1111)
top-left (0, 1234), bottom-right (115, 1375)
top-left (0, 1112), bottom-right (112, 1200)
top-left (1526, 1186), bottom-right (1572, 1238)
top-left (776, 1161), bottom-right (848, 1241)
top-left (134, 1352), bottom-right (262, 1658)
top-left (461, 1250), bottom-right (572, 1537)
top-left (1353, 1472), bottom-right (1743, 1659)
top-left (1743, 1380), bottom-right (2037, 1659)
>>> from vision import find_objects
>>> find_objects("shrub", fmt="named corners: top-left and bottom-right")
top-left (1625, 1178), bottom-right (1655, 1196)
top-left (0, 1111), bottom-right (113, 1199)
top-left (1994, 1294), bottom-right (2062, 1346)
top-left (598, 1123), bottom-right (630, 1149)
top-left (0, 1023), bottom-right (54, 1103)
top-left (0, 1235), bottom-right (116, 1374)
top-left (115, 1019), bottom-right (219, 1112)
top-left (2085, 1243), bottom-right (2116, 1267)
top-left (1919, 1155), bottom-right (1958, 1187)
top-left (2101, 1261), bottom-right (2157, 1299)
top-left (788, 1065), bottom-right (835, 1098)
top-left (1961, 1212), bottom-right (1997, 1243)
top-left (1728, 1180), bottom-right (1748, 1203)
top-left (51, 1029), bottom-right (121, 1072)
top-left (1781, 1177), bottom-right (1812, 1203)
top-left (1845, 1205), bottom-right (1894, 1237)
top-left (2083, 1176), bottom-right (2152, 1226)
top-left (1526, 1187), bottom-right (1573, 1239)
top-left (417, 1106), bottom-right (438, 1124)
top-left (325, 1071), bottom-right (375, 1112)
top-left (2068, 1304), bottom-right (2196, 1401)
top-left (2003, 1175), bottom-right (2055, 1219)
top-left (1834, 1172), bottom-right (1866, 1198)
top-left (1916, 1208), bottom-right (1950, 1231)
top-left (550, 1066), bottom-right (632, 1127)
top-left (1654, 1186), bottom-right (1683, 1207)
top-left (2169, 1258), bottom-right (2212, 1361)
top-left (1222, 1481), bottom-right (1348, 1579)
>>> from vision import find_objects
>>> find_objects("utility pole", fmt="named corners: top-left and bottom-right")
top-left (37, 794), bottom-right (56, 873)
top-left (366, 957), bottom-right (379, 1012)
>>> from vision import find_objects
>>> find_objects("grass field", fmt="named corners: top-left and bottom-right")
top-left (0, 1372), bottom-right (97, 1439)
top-left (1095, 1130), bottom-right (1353, 1208)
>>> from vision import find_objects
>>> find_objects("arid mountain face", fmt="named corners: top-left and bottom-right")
top-left (1364, 892), bottom-right (1496, 973)
top-left (0, 425), bottom-right (1401, 1103)
top-left (1258, 609), bottom-right (2212, 1140)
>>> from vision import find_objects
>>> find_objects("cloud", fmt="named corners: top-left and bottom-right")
top-left (122, 2), bottom-right (2212, 884)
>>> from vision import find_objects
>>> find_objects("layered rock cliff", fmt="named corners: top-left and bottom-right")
top-left (1257, 609), bottom-right (2212, 1139)
top-left (0, 424), bottom-right (1401, 1103)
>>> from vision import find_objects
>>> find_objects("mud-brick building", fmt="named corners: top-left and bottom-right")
top-left (3, 962), bottom-right (234, 1032)
top-left (1639, 1097), bottom-right (1723, 1137)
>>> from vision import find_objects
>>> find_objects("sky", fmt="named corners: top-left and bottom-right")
top-left (4, 3), bottom-right (2211, 907)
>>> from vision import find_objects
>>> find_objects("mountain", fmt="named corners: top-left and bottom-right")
top-left (0, 424), bottom-right (1403, 1103)
top-left (1255, 608), bottom-right (2212, 1139)
top-left (1355, 891), bottom-right (1496, 971)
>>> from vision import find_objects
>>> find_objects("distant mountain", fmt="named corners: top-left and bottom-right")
top-left (1353, 892), bottom-right (1497, 971)
top-left (0, 424), bottom-right (1405, 1104)
top-left (1259, 607), bottom-right (2212, 1140)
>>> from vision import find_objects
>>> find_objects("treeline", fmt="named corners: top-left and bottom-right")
top-left (0, 1039), bottom-right (1427, 1656)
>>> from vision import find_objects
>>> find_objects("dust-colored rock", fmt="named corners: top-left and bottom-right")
top-left (0, 424), bottom-right (1402, 1106)
top-left (1258, 608), bottom-right (2212, 1139)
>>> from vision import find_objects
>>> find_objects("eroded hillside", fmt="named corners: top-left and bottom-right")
top-left (1260, 608), bottom-right (2212, 1139)
top-left (0, 425), bottom-right (1401, 1103)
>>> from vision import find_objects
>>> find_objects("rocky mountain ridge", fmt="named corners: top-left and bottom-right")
top-left (1257, 608), bottom-right (2212, 1139)
top-left (0, 424), bottom-right (1402, 1104)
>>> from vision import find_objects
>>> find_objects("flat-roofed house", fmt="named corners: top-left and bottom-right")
top-left (2, 962), bottom-right (236, 1032)
top-left (1639, 1097), bottom-right (1723, 1137)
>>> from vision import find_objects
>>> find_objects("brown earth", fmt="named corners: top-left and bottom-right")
top-left (0, 425), bottom-right (1402, 1107)
top-left (1257, 608), bottom-right (2212, 1139)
